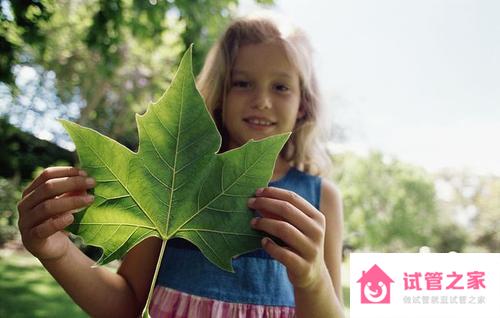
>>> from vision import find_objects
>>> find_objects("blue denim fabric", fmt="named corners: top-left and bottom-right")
top-left (155, 167), bottom-right (321, 306)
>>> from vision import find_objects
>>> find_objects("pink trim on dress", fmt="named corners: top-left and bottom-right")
top-left (150, 286), bottom-right (295, 318)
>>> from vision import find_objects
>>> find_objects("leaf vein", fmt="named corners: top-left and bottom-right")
top-left (182, 228), bottom-right (261, 238)
top-left (176, 150), bottom-right (269, 232)
top-left (206, 207), bottom-right (248, 214)
top-left (143, 162), bottom-right (173, 191)
top-left (142, 119), bottom-right (175, 171)
top-left (101, 225), bottom-right (133, 263)
top-left (100, 194), bottom-right (131, 200)
top-left (195, 230), bottom-right (224, 264)
top-left (78, 222), bottom-right (156, 230)
top-left (175, 156), bottom-right (202, 175)
top-left (151, 106), bottom-right (176, 140)
top-left (166, 66), bottom-right (186, 233)
top-left (71, 128), bottom-right (160, 233)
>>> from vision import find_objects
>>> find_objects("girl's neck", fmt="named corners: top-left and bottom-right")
top-left (271, 157), bottom-right (291, 182)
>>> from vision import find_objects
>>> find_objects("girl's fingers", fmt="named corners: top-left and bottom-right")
top-left (255, 187), bottom-right (323, 222)
top-left (22, 167), bottom-right (85, 198)
top-left (23, 195), bottom-right (94, 230)
top-left (19, 175), bottom-right (95, 212)
top-left (251, 217), bottom-right (316, 260)
top-left (61, 190), bottom-right (89, 198)
top-left (248, 196), bottom-right (321, 241)
top-left (31, 213), bottom-right (74, 239)
top-left (261, 237), bottom-right (307, 274)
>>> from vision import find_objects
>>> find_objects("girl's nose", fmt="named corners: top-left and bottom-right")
top-left (253, 90), bottom-right (272, 110)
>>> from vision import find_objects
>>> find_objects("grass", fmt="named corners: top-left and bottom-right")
top-left (0, 250), bottom-right (88, 318)
top-left (342, 258), bottom-right (351, 317)
top-left (1, 248), bottom-right (352, 317)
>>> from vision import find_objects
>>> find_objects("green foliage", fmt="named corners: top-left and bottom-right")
top-left (435, 170), bottom-right (500, 252)
top-left (0, 115), bottom-right (74, 245)
top-left (474, 177), bottom-right (500, 251)
top-left (431, 222), bottom-right (469, 253)
top-left (1, 0), bottom-right (274, 147)
top-left (0, 177), bottom-right (22, 246)
top-left (332, 151), bottom-right (439, 252)
top-left (0, 116), bottom-right (75, 180)
top-left (62, 48), bottom-right (288, 272)
top-left (0, 0), bottom-right (54, 84)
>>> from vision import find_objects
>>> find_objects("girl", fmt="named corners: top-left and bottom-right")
top-left (17, 13), bottom-right (344, 318)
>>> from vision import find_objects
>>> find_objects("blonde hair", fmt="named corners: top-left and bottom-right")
top-left (197, 12), bottom-right (331, 176)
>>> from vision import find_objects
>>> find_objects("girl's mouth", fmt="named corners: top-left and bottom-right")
top-left (243, 118), bottom-right (276, 130)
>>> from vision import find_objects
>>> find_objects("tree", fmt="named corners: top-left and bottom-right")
top-left (331, 151), bottom-right (440, 252)
top-left (0, 176), bottom-right (22, 246)
top-left (435, 169), bottom-right (500, 252)
top-left (0, 116), bottom-right (75, 180)
top-left (1, 0), bottom-right (273, 147)
top-left (474, 176), bottom-right (500, 251)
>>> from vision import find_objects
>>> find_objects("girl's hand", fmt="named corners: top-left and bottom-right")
top-left (248, 187), bottom-right (329, 290)
top-left (17, 167), bottom-right (95, 262)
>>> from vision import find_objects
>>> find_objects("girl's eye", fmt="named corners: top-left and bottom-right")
top-left (274, 84), bottom-right (289, 92)
top-left (232, 80), bottom-right (250, 88)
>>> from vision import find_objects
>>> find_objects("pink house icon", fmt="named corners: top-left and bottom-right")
top-left (357, 264), bottom-right (394, 304)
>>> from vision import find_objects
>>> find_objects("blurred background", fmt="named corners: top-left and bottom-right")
top-left (1, 0), bottom-right (498, 316)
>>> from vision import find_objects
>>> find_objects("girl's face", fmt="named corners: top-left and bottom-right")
top-left (223, 41), bottom-right (304, 150)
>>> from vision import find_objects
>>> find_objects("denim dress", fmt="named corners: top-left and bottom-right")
top-left (150, 167), bottom-right (321, 317)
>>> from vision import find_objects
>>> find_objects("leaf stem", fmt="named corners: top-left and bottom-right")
top-left (141, 238), bottom-right (168, 318)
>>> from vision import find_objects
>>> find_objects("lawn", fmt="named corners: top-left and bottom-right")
top-left (342, 258), bottom-right (351, 317)
top-left (0, 249), bottom-right (87, 318)
top-left (1, 247), bottom-right (351, 317)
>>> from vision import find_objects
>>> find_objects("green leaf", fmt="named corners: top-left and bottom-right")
top-left (60, 45), bottom-right (289, 275)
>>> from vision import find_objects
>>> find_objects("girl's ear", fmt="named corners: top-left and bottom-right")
top-left (297, 104), bottom-right (306, 120)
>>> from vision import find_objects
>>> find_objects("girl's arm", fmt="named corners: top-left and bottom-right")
top-left (18, 167), bottom-right (160, 317)
top-left (248, 181), bottom-right (345, 318)
top-left (41, 240), bottom-right (141, 317)
top-left (295, 179), bottom-right (344, 317)
top-left (41, 237), bottom-right (161, 318)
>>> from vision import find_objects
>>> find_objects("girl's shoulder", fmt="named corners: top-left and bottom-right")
top-left (291, 168), bottom-right (342, 215)
top-left (270, 167), bottom-right (322, 209)
top-left (283, 166), bottom-right (321, 183)
top-left (319, 177), bottom-right (342, 211)
top-left (286, 167), bottom-right (341, 197)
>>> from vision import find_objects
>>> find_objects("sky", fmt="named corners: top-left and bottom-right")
top-left (239, 0), bottom-right (500, 176)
